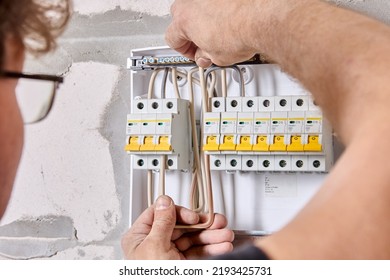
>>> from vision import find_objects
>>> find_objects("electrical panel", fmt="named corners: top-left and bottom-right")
top-left (126, 46), bottom-right (335, 235)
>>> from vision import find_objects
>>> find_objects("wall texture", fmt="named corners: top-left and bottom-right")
top-left (0, 0), bottom-right (389, 260)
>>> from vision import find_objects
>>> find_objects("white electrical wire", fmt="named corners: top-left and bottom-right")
top-left (148, 68), bottom-right (164, 99)
top-left (221, 68), bottom-right (227, 98)
top-left (199, 67), bottom-right (213, 215)
top-left (159, 155), bottom-right (166, 196)
top-left (176, 69), bottom-right (200, 86)
top-left (199, 67), bottom-right (209, 114)
top-left (176, 67), bottom-right (215, 229)
top-left (208, 72), bottom-right (217, 99)
top-left (188, 67), bottom-right (205, 212)
top-left (189, 171), bottom-right (198, 210)
top-left (205, 66), bottom-right (245, 97)
top-left (146, 66), bottom-right (214, 228)
top-left (231, 65), bottom-right (246, 97)
top-left (171, 67), bottom-right (181, 99)
top-left (160, 68), bottom-right (169, 99)
top-left (147, 170), bottom-right (153, 207)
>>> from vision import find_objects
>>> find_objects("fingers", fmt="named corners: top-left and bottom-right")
top-left (200, 213), bottom-right (228, 230)
top-left (176, 209), bottom-right (234, 259)
top-left (183, 242), bottom-right (234, 259)
top-left (173, 213), bottom-right (234, 253)
top-left (166, 0), bottom-right (254, 68)
top-left (123, 204), bottom-right (154, 237)
top-left (121, 204), bottom-right (155, 258)
top-left (147, 195), bottom-right (176, 245)
top-left (170, 205), bottom-right (200, 240)
top-left (165, 22), bottom-right (197, 60)
top-left (176, 205), bottom-right (200, 225)
top-left (196, 58), bottom-right (212, 68)
top-left (124, 196), bottom-right (193, 239)
top-left (174, 228), bottom-right (234, 251)
top-left (166, 20), bottom-right (212, 68)
top-left (121, 202), bottom-right (154, 250)
top-left (194, 48), bottom-right (212, 68)
top-left (171, 212), bottom-right (229, 240)
top-left (166, 1), bottom-right (191, 57)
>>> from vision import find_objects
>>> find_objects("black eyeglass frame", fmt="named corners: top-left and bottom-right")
top-left (0, 70), bottom-right (64, 83)
top-left (0, 70), bottom-right (64, 124)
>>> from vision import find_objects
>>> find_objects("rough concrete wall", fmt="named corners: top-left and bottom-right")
top-left (0, 0), bottom-right (389, 260)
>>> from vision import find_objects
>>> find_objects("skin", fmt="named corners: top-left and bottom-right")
top-left (167, 0), bottom-right (390, 259)
top-left (122, 195), bottom-right (234, 259)
top-left (0, 36), bottom-right (24, 218)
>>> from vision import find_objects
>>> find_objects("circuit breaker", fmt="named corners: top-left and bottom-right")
top-left (126, 46), bottom-right (335, 234)
top-left (125, 98), bottom-right (192, 171)
top-left (205, 95), bottom-right (332, 172)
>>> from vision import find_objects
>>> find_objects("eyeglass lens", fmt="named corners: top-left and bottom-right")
top-left (15, 79), bottom-right (56, 124)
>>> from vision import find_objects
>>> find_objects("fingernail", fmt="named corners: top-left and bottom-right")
top-left (155, 195), bottom-right (172, 210)
top-left (196, 57), bottom-right (212, 68)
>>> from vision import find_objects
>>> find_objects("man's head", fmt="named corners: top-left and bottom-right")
top-left (0, 0), bottom-right (70, 217)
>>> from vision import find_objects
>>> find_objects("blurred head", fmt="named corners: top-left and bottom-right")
top-left (0, 0), bottom-right (71, 218)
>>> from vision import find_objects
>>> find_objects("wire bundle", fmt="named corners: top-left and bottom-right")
top-left (144, 65), bottom-right (245, 228)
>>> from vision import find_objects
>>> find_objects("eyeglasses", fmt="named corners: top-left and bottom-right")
top-left (0, 71), bottom-right (64, 124)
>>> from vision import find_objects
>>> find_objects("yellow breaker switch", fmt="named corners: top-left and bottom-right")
top-left (253, 136), bottom-right (269, 151)
top-left (125, 136), bottom-right (140, 152)
top-left (140, 136), bottom-right (155, 151)
top-left (287, 135), bottom-right (304, 152)
top-left (203, 136), bottom-right (219, 151)
top-left (155, 136), bottom-right (172, 152)
top-left (219, 135), bottom-right (236, 151)
top-left (304, 135), bottom-right (322, 152)
top-left (236, 136), bottom-right (252, 151)
top-left (270, 135), bottom-right (287, 151)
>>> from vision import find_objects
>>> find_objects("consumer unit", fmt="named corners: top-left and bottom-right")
top-left (126, 46), bottom-right (334, 234)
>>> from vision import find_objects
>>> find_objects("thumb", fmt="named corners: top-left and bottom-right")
top-left (149, 195), bottom-right (176, 243)
top-left (195, 48), bottom-right (212, 68)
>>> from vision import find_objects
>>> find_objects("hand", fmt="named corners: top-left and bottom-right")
top-left (165, 0), bottom-right (260, 68)
top-left (121, 195), bottom-right (234, 260)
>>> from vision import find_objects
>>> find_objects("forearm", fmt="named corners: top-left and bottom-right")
top-left (166, 0), bottom-right (390, 259)
top-left (251, 0), bottom-right (390, 259)
top-left (250, 0), bottom-right (390, 144)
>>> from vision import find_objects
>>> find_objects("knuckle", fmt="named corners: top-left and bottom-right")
top-left (155, 214), bottom-right (176, 226)
top-left (170, 2), bottom-right (177, 15)
top-left (227, 229), bottom-right (235, 242)
top-left (165, 30), bottom-right (171, 44)
top-left (145, 237), bottom-right (161, 247)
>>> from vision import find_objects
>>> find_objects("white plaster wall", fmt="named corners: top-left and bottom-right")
top-left (2, 62), bottom-right (121, 242)
top-left (73, 0), bottom-right (172, 17)
top-left (0, 0), bottom-right (389, 260)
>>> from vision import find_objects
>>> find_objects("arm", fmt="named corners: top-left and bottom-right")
top-left (166, 0), bottom-right (390, 259)
top-left (121, 195), bottom-right (234, 259)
